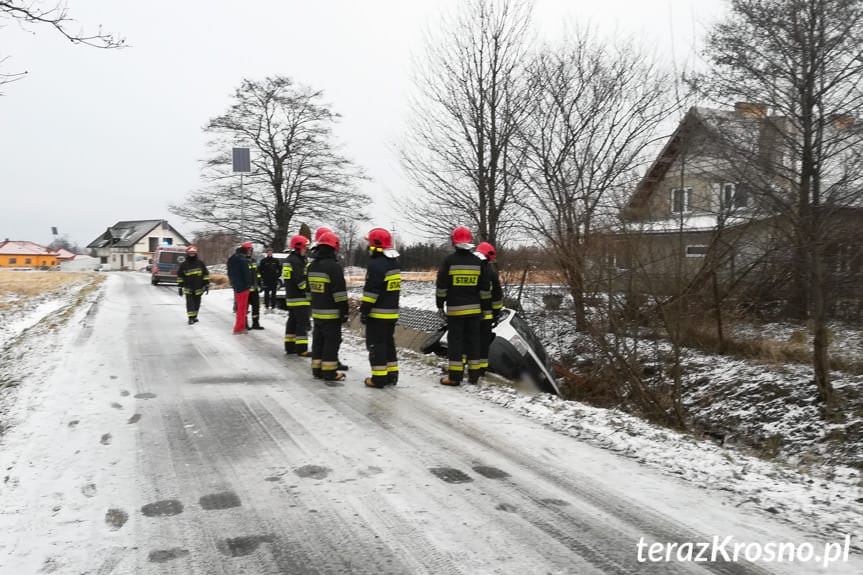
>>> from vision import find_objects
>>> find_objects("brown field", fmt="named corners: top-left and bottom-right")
top-left (401, 270), bottom-right (565, 284)
top-left (0, 271), bottom-right (101, 311)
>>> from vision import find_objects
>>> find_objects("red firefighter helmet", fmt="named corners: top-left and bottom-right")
top-left (451, 226), bottom-right (473, 246)
top-left (366, 227), bottom-right (393, 250)
top-left (313, 227), bottom-right (332, 243)
top-left (290, 234), bottom-right (310, 251)
top-left (185, 245), bottom-right (198, 254)
top-left (241, 241), bottom-right (253, 249)
top-left (317, 231), bottom-right (340, 251)
top-left (476, 241), bottom-right (496, 262)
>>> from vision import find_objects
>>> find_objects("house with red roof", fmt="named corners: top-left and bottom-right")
top-left (0, 241), bottom-right (61, 269)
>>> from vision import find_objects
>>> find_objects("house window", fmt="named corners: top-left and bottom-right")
top-left (718, 182), bottom-right (749, 209)
top-left (9, 258), bottom-right (16, 264)
top-left (833, 244), bottom-right (856, 273)
top-left (615, 251), bottom-right (632, 270)
top-left (148, 237), bottom-right (159, 252)
top-left (162, 237), bottom-right (173, 246)
top-left (671, 188), bottom-right (692, 213)
top-left (685, 245), bottom-right (709, 257)
top-left (25, 258), bottom-right (32, 264)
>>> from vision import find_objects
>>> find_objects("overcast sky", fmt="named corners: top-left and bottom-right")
top-left (0, 0), bottom-right (725, 249)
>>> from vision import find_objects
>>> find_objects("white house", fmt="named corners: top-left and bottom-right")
top-left (86, 220), bottom-right (189, 271)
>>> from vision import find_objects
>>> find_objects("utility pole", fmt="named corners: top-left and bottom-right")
top-left (232, 147), bottom-right (251, 242)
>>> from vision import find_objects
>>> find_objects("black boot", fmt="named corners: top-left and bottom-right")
top-left (188, 317), bottom-right (195, 325)
top-left (251, 321), bottom-right (265, 330)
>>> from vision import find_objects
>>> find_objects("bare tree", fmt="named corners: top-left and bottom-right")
top-left (697, 0), bottom-right (863, 408)
top-left (514, 31), bottom-right (681, 330)
top-left (171, 76), bottom-right (368, 252)
top-left (401, 0), bottom-right (532, 245)
top-left (1, 1), bottom-right (125, 92)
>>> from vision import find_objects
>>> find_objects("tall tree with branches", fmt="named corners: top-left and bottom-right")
top-left (401, 0), bottom-right (532, 246)
top-left (697, 0), bottom-right (863, 408)
top-left (171, 76), bottom-right (368, 251)
top-left (515, 31), bottom-right (681, 330)
top-left (1, 1), bottom-right (125, 92)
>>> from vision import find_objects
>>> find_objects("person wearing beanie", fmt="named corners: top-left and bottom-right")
top-left (227, 243), bottom-right (254, 334)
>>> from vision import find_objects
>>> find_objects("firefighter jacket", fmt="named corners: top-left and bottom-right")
top-left (259, 255), bottom-right (282, 286)
top-left (476, 254), bottom-right (503, 321)
top-left (227, 250), bottom-right (253, 292)
top-left (307, 246), bottom-right (348, 321)
top-left (436, 248), bottom-right (492, 317)
top-left (360, 250), bottom-right (400, 321)
top-left (177, 256), bottom-right (209, 295)
top-left (283, 250), bottom-right (310, 308)
top-left (247, 257), bottom-right (262, 292)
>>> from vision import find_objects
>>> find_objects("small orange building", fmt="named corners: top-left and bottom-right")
top-left (0, 241), bottom-right (60, 268)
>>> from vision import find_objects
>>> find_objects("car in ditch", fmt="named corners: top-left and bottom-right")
top-left (418, 307), bottom-right (560, 396)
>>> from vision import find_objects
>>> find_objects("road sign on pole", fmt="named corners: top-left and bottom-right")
top-left (232, 147), bottom-right (251, 242)
top-left (232, 147), bottom-right (251, 173)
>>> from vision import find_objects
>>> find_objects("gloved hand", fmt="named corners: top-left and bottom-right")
top-left (341, 314), bottom-right (349, 324)
top-left (360, 314), bottom-right (368, 325)
top-left (204, 286), bottom-right (209, 295)
top-left (437, 308), bottom-right (447, 322)
top-left (178, 287), bottom-right (183, 297)
top-left (492, 312), bottom-right (501, 327)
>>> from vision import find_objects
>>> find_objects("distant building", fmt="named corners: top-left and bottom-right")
top-left (0, 240), bottom-right (61, 268)
top-left (87, 220), bottom-right (189, 271)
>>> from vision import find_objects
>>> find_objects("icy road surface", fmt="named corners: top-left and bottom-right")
top-left (0, 273), bottom-right (859, 574)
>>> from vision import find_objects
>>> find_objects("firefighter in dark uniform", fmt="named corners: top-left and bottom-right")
top-left (245, 243), bottom-right (264, 329)
top-left (177, 245), bottom-right (209, 325)
top-left (436, 226), bottom-right (492, 386)
top-left (360, 228), bottom-right (400, 389)
top-left (308, 232), bottom-right (348, 381)
top-left (283, 234), bottom-right (311, 356)
top-left (476, 242), bottom-right (503, 376)
top-left (259, 248), bottom-right (282, 311)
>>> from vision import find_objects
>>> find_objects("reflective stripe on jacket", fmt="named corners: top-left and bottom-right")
top-left (360, 251), bottom-right (400, 321)
top-left (435, 249), bottom-right (491, 317)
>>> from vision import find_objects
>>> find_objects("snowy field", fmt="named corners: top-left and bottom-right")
top-left (0, 271), bottom-right (861, 554)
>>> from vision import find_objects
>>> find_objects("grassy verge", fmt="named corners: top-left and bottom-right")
top-left (0, 271), bottom-right (98, 311)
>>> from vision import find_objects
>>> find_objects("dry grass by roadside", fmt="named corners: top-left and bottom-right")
top-left (679, 319), bottom-right (863, 375)
top-left (0, 271), bottom-right (99, 311)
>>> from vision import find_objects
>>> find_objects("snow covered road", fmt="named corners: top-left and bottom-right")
top-left (0, 272), bottom-right (859, 574)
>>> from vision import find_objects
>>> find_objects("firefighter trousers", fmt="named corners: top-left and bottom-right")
top-left (447, 315), bottom-right (481, 383)
top-left (185, 293), bottom-right (202, 319)
top-left (366, 319), bottom-right (397, 386)
top-left (479, 317), bottom-right (494, 373)
top-left (247, 290), bottom-right (260, 326)
top-left (311, 319), bottom-right (342, 380)
top-left (285, 306), bottom-right (311, 355)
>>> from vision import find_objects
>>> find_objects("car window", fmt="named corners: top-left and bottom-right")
top-left (158, 252), bottom-right (186, 265)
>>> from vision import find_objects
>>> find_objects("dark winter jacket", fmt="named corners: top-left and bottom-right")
top-left (435, 248), bottom-right (492, 317)
top-left (477, 255), bottom-right (503, 321)
top-left (283, 251), bottom-right (310, 307)
top-left (259, 255), bottom-right (282, 286)
top-left (308, 246), bottom-right (348, 321)
top-left (177, 255), bottom-right (209, 295)
top-left (247, 256), bottom-right (261, 292)
top-left (227, 249), bottom-right (253, 292)
top-left (361, 251), bottom-right (400, 321)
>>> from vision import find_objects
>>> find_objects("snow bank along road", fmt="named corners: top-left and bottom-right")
top-left (0, 273), bottom-right (859, 574)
